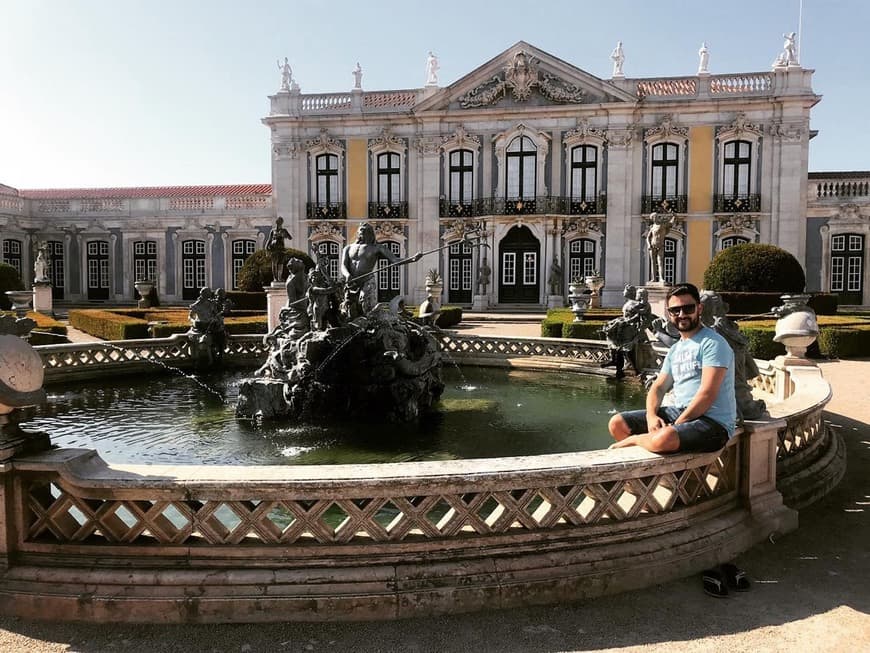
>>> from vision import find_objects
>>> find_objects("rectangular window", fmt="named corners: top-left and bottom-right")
top-left (523, 252), bottom-right (536, 285)
top-left (832, 235), bottom-right (845, 251)
top-left (831, 257), bottom-right (844, 292)
top-left (502, 252), bottom-right (516, 285)
top-left (847, 257), bottom-right (862, 292)
top-left (849, 235), bottom-right (863, 251)
top-left (449, 258), bottom-right (460, 291)
top-left (462, 258), bottom-right (472, 291)
top-left (569, 258), bottom-right (583, 283)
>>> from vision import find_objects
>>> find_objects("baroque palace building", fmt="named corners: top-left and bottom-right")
top-left (2, 42), bottom-right (869, 307)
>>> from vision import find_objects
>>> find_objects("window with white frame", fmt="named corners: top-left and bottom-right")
top-left (315, 241), bottom-right (340, 281)
top-left (568, 238), bottom-right (596, 281)
top-left (377, 153), bottom-right (401, 204)
top-left (831, 233), bottom-right (864, 293)
top-left (721, 236), bottom-right (750, 250)
top-left (570, 145), bottom-right (597, 202)
top-left (133, 240), bottom-right (158, 284)
top-left (231, 239), bottom-right (257, 289)
top-left (722, 140), bottom-right (752, 197)
top-left (502, 252), bottom-right (516, 285)
top-left (506, 136), bottom-right (536, 200)
top-left (377, 240), bottom-right (401, 298)
top-left (316, 153), bottom-right (339, 204)
top-left (523, 252), bottom-right (537, 285)
top-left (449, 150), bottom-right (473, 204)
top-left (663, 238), bottom-right (677, 285)
top-left (651, 143), bottom-right (679, 199)
top-left (182, 239), bottom-right (207, 297)
top-left (1, 239), bottom-right (22, 276)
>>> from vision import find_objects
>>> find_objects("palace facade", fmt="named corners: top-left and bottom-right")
top-left (2, 42), bottom-right (868, 307)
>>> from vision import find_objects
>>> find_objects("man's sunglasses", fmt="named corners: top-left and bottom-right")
top-left (667, 303), bottom-right (697, 316)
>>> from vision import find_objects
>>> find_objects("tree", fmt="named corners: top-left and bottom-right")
top-left (703, 243), bottom-right (805, 293)
top-left (236, 247), bottom-right (315, 292)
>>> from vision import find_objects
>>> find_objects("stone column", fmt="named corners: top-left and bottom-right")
top-left (414, 136), bottom-right (441, 304)
top-left (739, 419), bottom-right (798, 532)
top-left (602, 128), bottom-right (638, 307)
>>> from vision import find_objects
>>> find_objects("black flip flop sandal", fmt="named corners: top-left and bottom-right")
top-left (721, 563), bottom-right (750, 591)
top-left (702, 568), bottom-right (728, 598)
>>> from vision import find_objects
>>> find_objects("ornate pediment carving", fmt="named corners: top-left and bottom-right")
top-left (832, 203), bottom-right (869, 223)
top-left (368, 128), bottom-right (405, 152)
top-left (564, 119), bottom-right (607, 146)
top-left (374, 221), bottom-right (405, 240)
top-left (768, 121), bottom-right (806, 141)
top-left (458, 50), bottom-right (584, 108)
top-left (561, 217), bottom-right (602, 235)
top-left (716, 215), bottom-right (758, 232)
top-left (644, 115), bottom-right (689, 141)
top-left (441, 218), bottom-right (484, 242)
top-left (309, 222), bottom-right (342, 238)
top-left (605, 126), bottom-right (637, 148)
top-left (304, 129), bottom-right (345, 152)
top-left (273, 140), bottom-right (300, 159)
top-left (716, 112), bottom-right (762, 138)
top-left (440, 126), bottom-right (481, 152)
top-left (415, 136), bottom-right (440, 155)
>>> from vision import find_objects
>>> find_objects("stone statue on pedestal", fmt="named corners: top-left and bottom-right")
top-left (425, 51), bottom-right (440, 86)
top-left (352, 62), bottom-right (363, 89)
top-left (601, 285), bottom-right (654, 378)
top-left (610, 41), bottom-right (625, 78)
top-left (33, 245), bottom-right (49, 283)
top-left (698, 42), bottom-right (710, 74)
top-left (266, 216), bottom-right (292, 283)
top-left (646, 212), bottom-right (676, 284)
top-left (277, 57), bottom-right (293, 91)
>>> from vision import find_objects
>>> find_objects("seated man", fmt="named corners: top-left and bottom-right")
top-left (608, 283), bottom-right (736, 453)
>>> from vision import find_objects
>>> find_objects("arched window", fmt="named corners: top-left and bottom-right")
top-left (651, 143), bottom-right (679, 200)
top-left (377, 240), bottom-right (401, 303)
top-left (568, 239), bottom-right (596, 281)
top-left (314, 240), bottom-right (340, 282)
top-left (570, 145), bottom-right (597, 204)
top-left (1, 239), bottom-right (22, 276)
top-left (723, 140), bottom-right (752, 197)
top-left (231, 239), bottom-right (257, 289)
top-left (720, 236), bottom-right (749, 250)
top-left (316, 153), bottom-right (339, 205)
top-left (181, 239), bottom-right (207, 300)
top-left (449, 149), bottom-right (473, 205)
top-left (377, 153), bottom-right (401, 204)
top-left (506, 136), bottom-right (536, 200)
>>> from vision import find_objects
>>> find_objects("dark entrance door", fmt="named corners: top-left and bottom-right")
top-left (831, 233), bottom-right (865, 305)
top-left (86, 240), bottom-right (110, 300)
top-left (448, 239), bottom-right (473, 304)
top-left (498, 225), bottom-right (540, 303)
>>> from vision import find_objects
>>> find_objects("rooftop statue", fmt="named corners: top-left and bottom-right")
top-left (698, 42), bottom-right (710, 75)
top-left (425, 51), bottom-right (440, 86)
top-left (352, 62), bottom-right (363, 89)
top-left (610, 41), bottom-right (625, 78)
top-left (277, 57), bottom-right (293, 91)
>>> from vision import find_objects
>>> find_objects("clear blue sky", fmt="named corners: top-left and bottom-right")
top-left (1, 0), bottom-right (865, 190)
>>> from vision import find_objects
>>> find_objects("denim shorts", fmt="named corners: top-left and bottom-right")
top-left (618, 406), bottom-right (728, 453)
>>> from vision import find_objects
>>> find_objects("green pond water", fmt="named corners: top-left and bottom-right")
top-left (20, 367), bottom-right (646, 466)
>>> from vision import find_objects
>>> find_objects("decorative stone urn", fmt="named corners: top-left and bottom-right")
top-left (567, 279), bottom-right (592, 322)
top-left (5, 290), bottom-right (33, 318)
top-left (425, 269), bottom-right (443, 312)
top-left (584, 274), bottom-right (605, 308)
top-left (134, 280), bottom-right (155, 309)
top-left (772, 294), bottom-right (819, 365)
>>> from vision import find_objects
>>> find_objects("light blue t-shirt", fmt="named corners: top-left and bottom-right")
top-left (661, 326), bottom-right (736, 436)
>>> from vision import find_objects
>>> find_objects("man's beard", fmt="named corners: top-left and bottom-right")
top-left (674, 314), bottom-right (700, 332)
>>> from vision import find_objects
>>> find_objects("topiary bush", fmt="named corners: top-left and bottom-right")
top-left (703, 243), bottom-right (806, 293)
top-left (0, 262), bottom-right (24, 310)
top-left (236, 248), bottom-right (314, 292)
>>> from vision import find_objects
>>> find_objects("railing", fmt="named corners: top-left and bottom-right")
top-left (710, 73), bottom-right (772, 94)
top-left (636, 77), bottom-right (697, 98)
top-left (368, 201), bottom-right (409, 219)
top-left (713, 193), bottom-right (761, 213)
top-left (438, 196), bottom-right (607, 218)
top-left (8, 333), bottom-right (837, 622)
top-left (362, 90), bottom-right (418, 110)
top-left (306, 201), bottom-right (347, 220)
top-left (641, 195), bottom-right (688, 214)
top-left (300, 93), bottom-right (352, 112)
top-left (0, 194), bottom-right (25, 213)
top-left (810, 178), bottom-right (870, 199)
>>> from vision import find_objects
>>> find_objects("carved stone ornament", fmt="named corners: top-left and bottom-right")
top-left (605, 127), bottom-right (636, 148)
top-left (415, 136), bottom-right (440, 155)
top-left (374, 221), bottom-right (405, 239)
top-left (305, 129), bottom-right (345, 152)
top-left (273, 141), bottom-right (300, 159)
top-left (310, 222), bottom-right (342, 237)
top-left (717, 215), bottom-right (757, 232)
top-left (368, 128), bottom-right (405, 151)
top-left (440, 126), bottom-right (481, 151)
top-left (564, 119), bottom-right (607, 145)
top-left (715, 112), bottom-right (762, 138)
top-left (458, 50), bottom-right (585, 108)
top-left (833, 204), bottom-right (868, 223)
top-left (768, 121), bottom-right (805, 141)
top-left (561, 217), bottom-right (602, 235)
top-left (644, 115), bottom-right (689, 141)
top-left (442, 218), bottom-right (483, 242)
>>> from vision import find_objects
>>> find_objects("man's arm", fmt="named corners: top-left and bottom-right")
top-left (645, 371), bottom-right (673, 432)
top-left (673, 366), bottom-right (727, 424)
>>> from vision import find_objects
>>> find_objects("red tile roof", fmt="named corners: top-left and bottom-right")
top-left (18, 184), bottom-right (272, 199)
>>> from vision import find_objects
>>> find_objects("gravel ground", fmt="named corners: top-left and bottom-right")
top-left (1, 332), bottom-right (866, 653)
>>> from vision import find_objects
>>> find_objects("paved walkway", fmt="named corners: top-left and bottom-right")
top-left (1, 323), bottom-right (867, 652)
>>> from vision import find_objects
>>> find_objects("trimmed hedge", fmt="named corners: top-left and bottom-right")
top-left (69, 309), bottom-right (150, 340)
top-left (718, 292), bottom-right (839, 316)
top-left (149, 316), bottom-right (269, 338)
top-left (816, 326), bottom-right (870, 358)
top-left (562, 320), bottom-right (609, 339)
top-left (435, 305), bottom-right (462, 328)
top-left (0, 310), bottom-right (68, 345)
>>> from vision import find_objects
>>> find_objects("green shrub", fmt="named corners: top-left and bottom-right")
top-left (808, 293), bottom-right (839, 316)
top-left (0, 263), bottom-right (24, 310)
top-left (737, 325), bottom-right (785, 360)
top-left (562, 320), bottom-right (609, 339)
top-left (703, 243), bottom-right (805, 293)
top-left (816, 326), bottom-right (870, 358)
top-left (236, 248), bottom-right (314, 291)
top-left (541, 319), bottom-right (562, 337)
top-left (435, 305), bottom-right (462, 328)
top-left (69, 309), bottom-right (150, 340)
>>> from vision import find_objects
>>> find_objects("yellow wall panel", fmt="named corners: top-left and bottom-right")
top-left (686, 219), bottom-right (712, 286)
top-left (688, 126), bottom-right (713, 213)
top-left (347, 139), bottom-right (368, 218)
